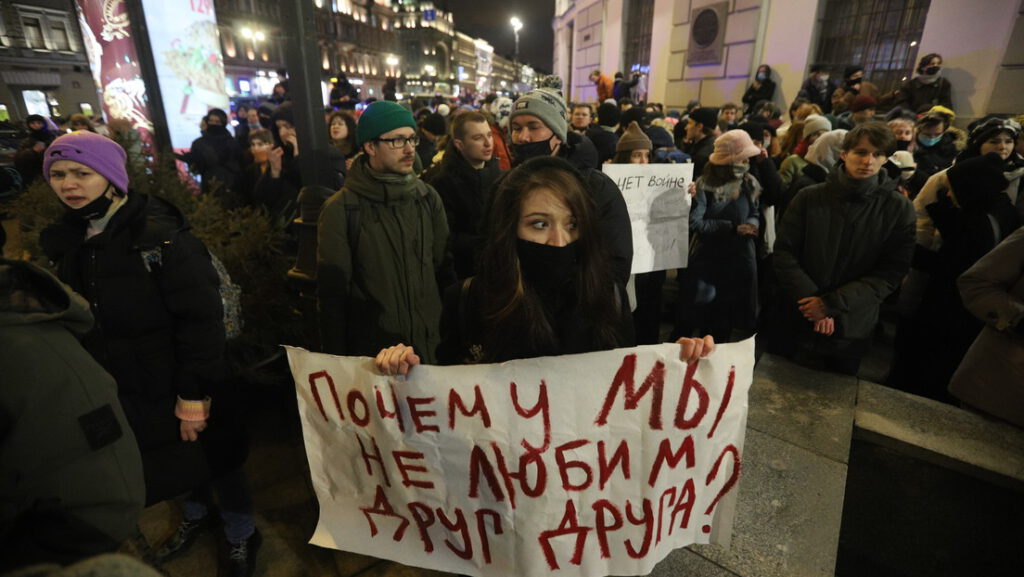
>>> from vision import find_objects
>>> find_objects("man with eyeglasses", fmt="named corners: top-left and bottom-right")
top-left (317, 101), bottom-right (454, 362)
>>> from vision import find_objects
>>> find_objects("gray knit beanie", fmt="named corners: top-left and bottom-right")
top-left (510, 88), bottom-right (568, 143)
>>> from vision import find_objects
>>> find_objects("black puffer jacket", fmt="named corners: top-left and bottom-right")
top-left (909, 132), bottom-right (958, 196)
top-left (40, 193), bottom-right (225, 449)
top-left (774, 165), bottom-right (915, 341)
top-left (426, 154), bottom-right (503, 279)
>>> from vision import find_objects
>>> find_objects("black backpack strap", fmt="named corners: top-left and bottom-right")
top-left (342, 190), bottom-right (361, 254)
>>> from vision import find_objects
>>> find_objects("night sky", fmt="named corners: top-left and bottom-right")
top-left (443, 0), bottom-right (555, 73)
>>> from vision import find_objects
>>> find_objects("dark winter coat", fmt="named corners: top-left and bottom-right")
top-left (774, 165), bottom-right (915, 342)
top-left (797, 77), bottom-right (838, 114)
top-left (890, 76), bottom-right (953, 113)
top-left (39, 194), bottom-right (226, 451)
top-left (909, 133), bottom-right (958, 195)
top-left (586, 125), bottom-right (619, 164)
top-left (317, 156), bottom-right (454, 362)
top-left (425, 154), bottom-right (503, 279)
top-left (742, 79), bottom-right (777, 115)
top-left (188, 125), bottom-right (243, 194)
top-left (685, 134), bottom-right (716, 177)
top-left (560, 139), bottom-right (633, 286)
top-left (435, 275), bottom-right (634, 365)
top-left (689, 174), bottom-right (762, 331)
top-left (1, 259), bottom-right (145, 568)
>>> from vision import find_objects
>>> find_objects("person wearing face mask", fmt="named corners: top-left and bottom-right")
top-left (908, 111), bottom-right (958, 197)
top-left (681, 130), bottom-right (763, 344)
top-left (881, 53), bottom-right (953, 113)
top-left (37, 131), bottom-right (262, 574)
top-left (374, 156), bottom-right (715, 369)
top-left (506, 88), bottom-right (633, 285)
top-left (888, 118), bottom-right (1023, 401)
top-left (797, 65), bottom-right (837, 114)
top-left (742, 64), bottom-right (777, 116)
top-left (831, 66), bottom-right (880, 115)
top-left (889, 150), bottom-right (917, 196)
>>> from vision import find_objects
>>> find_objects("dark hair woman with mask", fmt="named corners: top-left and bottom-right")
top-left (38, 131), bottom-right (261, 572)
top-left (375, 156), bottom-right (715, 374)
top-left (742, 64), bottom-right (777, 116)
top-left (881, 53), bottom-right (953, 113)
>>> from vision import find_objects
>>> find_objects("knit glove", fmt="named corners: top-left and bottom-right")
top-left (175, 396), bottom-right (212, 421)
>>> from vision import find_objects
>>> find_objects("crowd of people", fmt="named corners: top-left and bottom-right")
top-left (3, 54), bottom-right (1024, 576)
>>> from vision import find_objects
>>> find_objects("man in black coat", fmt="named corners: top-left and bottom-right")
top-left (425, 112), bottom-right (504, 279)
top-left (767, 122), bottom-right (915, 374)
top-left (587, 101), bottom-right (621, 164)
top-left (507, 88), bottom-right (633, 285)
top-left (682, 107), bottom-right (719, 176)
top-left (188, 108), bottom-right (243, 195)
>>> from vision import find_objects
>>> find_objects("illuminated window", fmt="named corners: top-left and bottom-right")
top-left (622, 0), bottom-right (654, 77)
top-left (814, 0), bottom-right (932, 93)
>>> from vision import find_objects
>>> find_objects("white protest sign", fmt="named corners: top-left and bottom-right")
top-left (603, 164), bottom-right (694, 274)
top-left (286, 339), bottom-right (753, 577)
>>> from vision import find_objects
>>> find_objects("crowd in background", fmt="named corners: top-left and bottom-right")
top-left (3, 52), bottom-right (1024, 576)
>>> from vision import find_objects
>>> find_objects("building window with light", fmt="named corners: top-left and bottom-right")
top-left (622, 0), bottom-right (654, 77)
top-left (813, 0), bottom-right (932, 93)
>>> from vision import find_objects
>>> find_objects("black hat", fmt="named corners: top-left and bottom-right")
top-left (271, 102), bottom-right (294, 125)
top-left (844, 65), bottom-right (864, 79)
top-left (688, 107), bottom-right (719, 129)
top-left (421, 112), bottom-right (447, 137)
top-left (596, 102), bottom-right (620, 127)
top-left (947, 152), bottom-right (1009, 199)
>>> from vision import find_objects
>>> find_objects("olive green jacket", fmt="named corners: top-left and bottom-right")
top-left (317, 156), bottom-right (453, 362)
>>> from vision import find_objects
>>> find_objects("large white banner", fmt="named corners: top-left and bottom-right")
top-left (603, 164), bottom-right (694, 274)
top-left (286, 340), bottom-right (753, 577)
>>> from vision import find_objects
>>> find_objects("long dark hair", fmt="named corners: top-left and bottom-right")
top-left (476, 157), bottom-right (622, 360)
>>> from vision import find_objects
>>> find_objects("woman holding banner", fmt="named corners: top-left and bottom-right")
top-left (375, 156), bottom-right (714, 374)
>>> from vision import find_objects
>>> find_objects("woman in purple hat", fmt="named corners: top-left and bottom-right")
top-left (38, 130), bottom-right (261, 574)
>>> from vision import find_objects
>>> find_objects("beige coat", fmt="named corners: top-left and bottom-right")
top-left (948, 228), bottom-right (1024, 426)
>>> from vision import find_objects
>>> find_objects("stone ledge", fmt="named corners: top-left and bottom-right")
top-left (854, 380), bottom-right (1024, 490)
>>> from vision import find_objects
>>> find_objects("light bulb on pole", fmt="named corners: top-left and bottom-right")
top-left (510, 17), bottom-right (523, 84)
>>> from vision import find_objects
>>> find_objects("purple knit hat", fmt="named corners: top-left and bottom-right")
top-left (43, 131), bottom-right (129, 195)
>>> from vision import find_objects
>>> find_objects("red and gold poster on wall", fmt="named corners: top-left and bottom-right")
top-left (75, 0), bottom-right (155, 150)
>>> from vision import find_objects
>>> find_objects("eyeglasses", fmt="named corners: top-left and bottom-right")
top-left (376, 135), bottom-right (419, 149)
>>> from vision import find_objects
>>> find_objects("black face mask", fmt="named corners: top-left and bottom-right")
top-left (517, 238), bottom-right (578, 288)
top-left (924, 66), bottom-right (941, 75)
top-left (67, 185), bottom-right (115, 221)
top-left (895, 139), bottom-right (911, 151)
top-left (511, 136), bottom-right (555, 163)
top-left (846, 78), bottom-right (861, 90)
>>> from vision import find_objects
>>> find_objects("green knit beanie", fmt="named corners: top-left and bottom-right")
top-left (357, 101), bottom-right (417, 145)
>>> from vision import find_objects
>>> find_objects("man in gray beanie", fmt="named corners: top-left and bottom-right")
top-left (504, 88), bottom-right (634, 285)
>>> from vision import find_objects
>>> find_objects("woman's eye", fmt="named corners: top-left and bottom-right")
top-left (529, 220), bottom-right (548, 229)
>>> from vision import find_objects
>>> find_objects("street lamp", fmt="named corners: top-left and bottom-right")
top-left (510, 17), bottom-right (523, 85)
